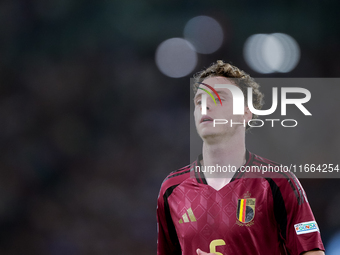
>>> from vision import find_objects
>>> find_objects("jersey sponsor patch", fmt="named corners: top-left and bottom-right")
top-left (294, 221), bottom-right (319, 235)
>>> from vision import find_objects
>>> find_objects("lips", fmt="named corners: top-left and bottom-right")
top-left (200, 115), bottom-right (213, 123)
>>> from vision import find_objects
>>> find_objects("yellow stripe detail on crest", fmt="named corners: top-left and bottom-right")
top-left (238, 199), bottom-right (244, 221)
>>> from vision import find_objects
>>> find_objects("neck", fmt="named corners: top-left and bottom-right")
top-left (201, 131), bottom-right (246, 189)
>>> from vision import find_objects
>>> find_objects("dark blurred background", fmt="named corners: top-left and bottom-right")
top-left (0, 0), bottom-right (340, 254)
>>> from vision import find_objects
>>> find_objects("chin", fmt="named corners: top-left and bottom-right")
top-left (199, 130), bottom-right (221, 140)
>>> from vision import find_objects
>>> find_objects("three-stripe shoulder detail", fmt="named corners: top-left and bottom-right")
top-left (165, 165), bottom-right (191, 181)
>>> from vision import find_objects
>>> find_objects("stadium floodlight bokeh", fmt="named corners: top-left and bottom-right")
top-left (243, 33), bottom-right (300, 74)
top-left (183, 16), bottom-right (224, 54)
top-left (155, 38), bottom-right (197, 78)
top-left (155, 15), bottom-right (224, 78)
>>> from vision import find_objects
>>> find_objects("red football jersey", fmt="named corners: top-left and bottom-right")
top-left (157, 150), bottom-right (324, 255)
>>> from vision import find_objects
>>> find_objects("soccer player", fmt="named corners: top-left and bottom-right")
top-left (157, 60), bottom-right (325, 255)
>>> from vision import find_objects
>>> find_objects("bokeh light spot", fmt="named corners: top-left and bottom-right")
top-left (155, 38), bottom-right (197, 78)
top-left (184, 16), bottom-right (224, 54)
top-left (244, 33), bottom-right (300, 74)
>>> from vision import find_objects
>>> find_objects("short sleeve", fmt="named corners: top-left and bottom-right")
top-left (273, 176), bottom-right (325, 254)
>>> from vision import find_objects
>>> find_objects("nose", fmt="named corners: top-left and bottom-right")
top-left (201, 103), bottom-right (211, 110)
top-left (199, 95), bottom-right (214, 115)
top-left (205, 96), bottom-right (215, 111)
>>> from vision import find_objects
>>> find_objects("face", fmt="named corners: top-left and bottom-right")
top-left (193, 76), bottom-right (252, 142)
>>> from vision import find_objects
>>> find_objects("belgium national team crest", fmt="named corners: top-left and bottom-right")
top-left (237, 198), bottom-right (256, 223)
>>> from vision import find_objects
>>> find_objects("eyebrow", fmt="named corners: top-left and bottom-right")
top-left (194, 89), bottom-right (229, 99)
top-left (215, 91), bottom-right (228, 95)
top-left (194, 93), bottom-right (202, 100)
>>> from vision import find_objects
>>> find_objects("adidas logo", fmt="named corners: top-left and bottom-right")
top-left (179, 208), bottom-right (197, 224)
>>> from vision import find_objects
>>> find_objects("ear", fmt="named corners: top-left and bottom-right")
top-left (244, 106), bottom-right (252, 123)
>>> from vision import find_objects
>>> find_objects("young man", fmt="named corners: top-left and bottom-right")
top-left (157, 60), bottom-right (325, 255)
